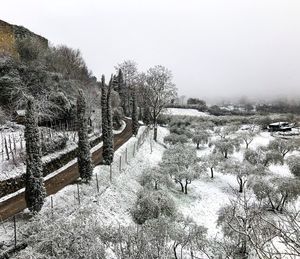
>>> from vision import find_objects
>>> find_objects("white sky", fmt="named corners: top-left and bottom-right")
top-left (1, 0), bottom-right (300, 102)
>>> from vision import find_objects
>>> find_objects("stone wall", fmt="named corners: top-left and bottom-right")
top-left (0, 20), bottom-right (17, 58)
top-left (0, 19), bottom-right (48, 59)
top-left (0, 134), bottom-right (103, 198)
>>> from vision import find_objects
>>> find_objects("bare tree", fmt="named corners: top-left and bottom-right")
top-left (144, 65), bottom-right (177, 141)
top-left (218, 189), bottom-right (300, 259)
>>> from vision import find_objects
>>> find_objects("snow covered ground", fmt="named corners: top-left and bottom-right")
top-left (1, 123), bottom-right (299, 257)
top-left (0, 126), bottom-right (168, 254)
top-left (164, 108), bottom-right (210, 117)
top-left (0, 122), bottom-right (125, 182)
top-left (172, 128), bottom-right (298, 238)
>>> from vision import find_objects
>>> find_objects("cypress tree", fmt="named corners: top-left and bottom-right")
top-left (106, 76), bottom-right (114, 163)
top-left (101, 75), bottom-right (114, 165)
top-left (24, 97), bottom-right (46, 213)
top-left (77, 89), bottom-right (93, 182)
top-left (132, 89), bottom-right (139, 135)
top-left (101, 75), bottom-right (109, 164)
top-left (116, 69), bottom-right (128, 116)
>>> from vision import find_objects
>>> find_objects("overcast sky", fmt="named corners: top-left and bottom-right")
top-left (1, 0), bottom-right (300, 102)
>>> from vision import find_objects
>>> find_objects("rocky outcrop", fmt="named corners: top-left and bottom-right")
top-left (0, 19), bottom-right (48, 59)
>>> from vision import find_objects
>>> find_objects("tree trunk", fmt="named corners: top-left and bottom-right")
top-left (154, 125), bottom-right (158, 142)
top-left (184, 179), bottom-right (188, 194)
top-left (173, 245), bottom-right (179, 259)
top-left (210, 167), bottom-right (214, 178)
top-left (154, 180), bottom-right (158, 190)
top-left (179, 181), bottom-right (184, 193)
top-left (196, 142), bottom-right (200, 149)
top-left (237, 177), bottom-right (243, 193)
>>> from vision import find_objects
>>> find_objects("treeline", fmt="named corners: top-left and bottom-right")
top-left (166, 97), bottom-right (208, 112)
top-left (256, 101), bottom-right (300, 114)
top-left (0, 38), bottom-right (100, 125)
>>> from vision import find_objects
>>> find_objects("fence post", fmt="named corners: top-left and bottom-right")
top-left (77, 183), bottom-right (80, 205)
top-left (119, 155), bottom-right (122, 173)
top-left (13, 215), bottom-right (17, 248)
top-left (110, 164), bottom-right (113, 183)
top-left (96, 173), bottom-right (99, 193)
top-left (133, 143), bottom-right (136, 157)
top-left (150, 137), bottom-right (153, 154)
top-left (50, 196), bottom-right (54, 217)
top-left (126, 148), bottom-right (128, 164)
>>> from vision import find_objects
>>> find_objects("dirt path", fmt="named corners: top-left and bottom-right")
top-left (0, 119), bottom-right (133, 221)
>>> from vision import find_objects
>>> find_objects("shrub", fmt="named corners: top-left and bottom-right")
top-left (164, 133), bottom-right (188, 145)
top-left (41, 134), bottom-right (68, 156)
top-left (131, 189), bottom-right (176, 224)
top-left (0, 107), bottom-right (7, 124)
top-left (287, 155), bottom-right (300, 177)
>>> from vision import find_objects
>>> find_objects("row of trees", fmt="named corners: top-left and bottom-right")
top-left (164, 117), bottom-right (300, 194)
top-left (160, 118), bottom-right (300, 257)
top-left (23, 59), bottom-right (177, 212)
top-left (114, 61), bottom-right (177, 141)
top-left (24, 89), bottom-right (94, 213)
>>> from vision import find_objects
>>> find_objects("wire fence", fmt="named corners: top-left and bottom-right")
top-left (0, 126), bottom-right (151, 255)
top-left (110, 126), bottom-right (150, 178)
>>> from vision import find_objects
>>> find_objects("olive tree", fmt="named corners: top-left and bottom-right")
top-left (201, 153), bottom-right (225, 178)
top-left (238, 126), bottom-right (259, 149)
top-left (251, 177), bottom-right (300, 212)
top-left (192, 130), bottom-right (210, 149)
top-left (287, 155), bottom-right (300, 177)
top-left (214, 125), bottom-right (239, 139)
top-left (244, 146), bottom-right (283, 167)
top-left (220, 159), bottom-right (265, 192)
top-left (268, 138), bottom-right (298, 160)
top-left (212, 138), bottom-right (241, 159)
top-left (139, 166), bottom-right (173, 190)
top-left (161, 144), bottom-right (203, 194)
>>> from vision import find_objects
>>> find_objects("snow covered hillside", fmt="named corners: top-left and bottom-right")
top-left (164, 108), bottom-right (210, 117)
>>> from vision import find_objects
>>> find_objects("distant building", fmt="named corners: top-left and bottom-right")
top-left (268, 122), bottom-right (292, 132)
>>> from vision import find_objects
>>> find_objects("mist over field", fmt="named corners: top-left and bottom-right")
top-left (1, 0), bottom-right (300, 102)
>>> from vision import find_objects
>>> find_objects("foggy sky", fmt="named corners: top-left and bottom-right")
top-left (1, 0), bottom-right (300, 102)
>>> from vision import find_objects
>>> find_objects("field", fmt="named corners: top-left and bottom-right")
top-left (1, 111), bottom-right (300, 258)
